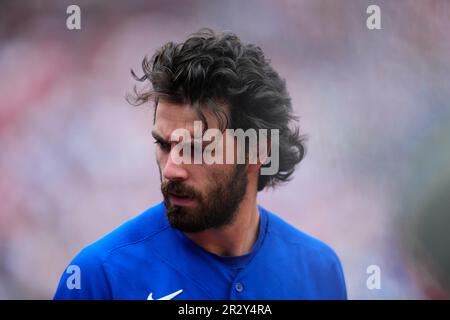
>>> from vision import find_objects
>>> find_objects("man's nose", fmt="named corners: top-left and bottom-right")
top-left (162, 150), bottom-right (189, 182)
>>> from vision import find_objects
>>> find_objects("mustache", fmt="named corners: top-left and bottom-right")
top-left (161, 181), bottom-right (200, 199)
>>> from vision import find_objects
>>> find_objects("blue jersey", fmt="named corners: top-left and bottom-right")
top-left (53, 202), bottom-right (347, 300)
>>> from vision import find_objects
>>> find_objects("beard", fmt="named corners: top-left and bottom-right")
top-left (161, 165), bottom-right (248, 233)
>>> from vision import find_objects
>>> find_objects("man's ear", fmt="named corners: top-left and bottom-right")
top-left (247, 137), bottom-right (271, 174)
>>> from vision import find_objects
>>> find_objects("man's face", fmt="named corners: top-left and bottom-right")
top-left (153, 100), bottom-right (248, 233)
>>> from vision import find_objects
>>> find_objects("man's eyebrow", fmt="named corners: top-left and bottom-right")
top-left (152, 128), bottom-right (205, 144)
top-left (151, 130), bottom-right (168, 142)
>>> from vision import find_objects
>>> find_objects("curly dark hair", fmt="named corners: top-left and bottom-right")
top-left (128, 28), bottom-right (306, 191)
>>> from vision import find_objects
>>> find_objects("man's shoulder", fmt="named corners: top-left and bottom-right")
top-left (75, 202), bottom-right (169, 264)
top-left (258, 206), bottom-right (347, 299)
top-left (262, 206), bottom-right (341, 263)
top-left (54, 202), bottom-right (170, 299)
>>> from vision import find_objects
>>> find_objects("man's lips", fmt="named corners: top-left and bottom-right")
top-left (168, 193), bottom-right (195, 206)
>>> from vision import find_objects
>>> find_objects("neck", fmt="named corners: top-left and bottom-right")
top-left (184, 182), bottom-right (260, 257)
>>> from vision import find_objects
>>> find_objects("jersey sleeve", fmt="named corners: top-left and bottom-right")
top-left (322, 246), bottom-right (348, 300)
top-left (53, 246), bottom-right (112, 300)
top-left (331, 252), bottom-right (348, 300)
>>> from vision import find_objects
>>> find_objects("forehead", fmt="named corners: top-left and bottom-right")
top-left (154, 100), bottom-right (224, 138)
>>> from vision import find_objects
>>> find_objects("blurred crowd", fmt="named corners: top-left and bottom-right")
top-left (0, 0), bottom-right (449, 299)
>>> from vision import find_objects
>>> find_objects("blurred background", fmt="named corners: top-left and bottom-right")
top-left (0, 0), bottom-right (449, 299)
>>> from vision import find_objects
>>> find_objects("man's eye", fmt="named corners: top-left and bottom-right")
top-left (154, 140), bottom-right (170, 152)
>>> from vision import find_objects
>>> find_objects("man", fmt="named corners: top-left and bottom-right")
top-left (54, 29), bottom-right (347, 300)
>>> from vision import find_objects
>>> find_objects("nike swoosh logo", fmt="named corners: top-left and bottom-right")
top-left (147, 289), bottom-right (183, 300)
